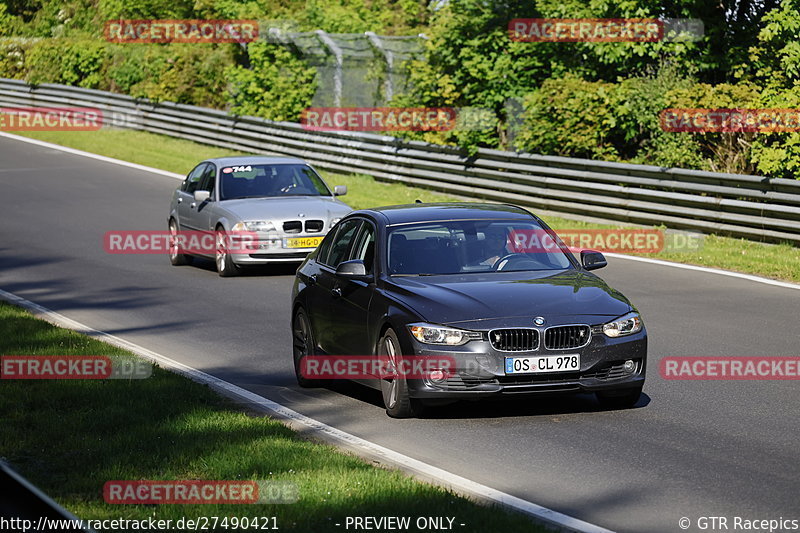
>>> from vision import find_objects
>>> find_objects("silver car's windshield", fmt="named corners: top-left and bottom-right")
top-left (388, 220), bottom-right (573, 275)
top-left (220, 164), bottom-right (331, 200)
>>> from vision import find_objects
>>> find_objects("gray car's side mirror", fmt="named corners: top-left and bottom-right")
top-left (194, 190), bottom-right (211, 202)
top-left (334, 185), bottom-right (347, 196)
top-left (335, 259), bottom-right (368, 278)
top-left (581, 250), bottom-right (607, 271)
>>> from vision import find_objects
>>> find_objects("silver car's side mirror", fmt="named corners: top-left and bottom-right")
top-left (334, 185), bottom-right (347, 196)
top-left (194, 190), bottom-right (211, 202)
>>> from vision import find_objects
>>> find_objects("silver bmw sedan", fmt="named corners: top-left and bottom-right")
top-left (168, 156), bottom-right (352, 276)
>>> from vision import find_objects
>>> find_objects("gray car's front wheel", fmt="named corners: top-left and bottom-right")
top-left (168, 220), bottom-right (192, 266)
top-left (378, 329), bottom-right (425, 418)
top-left (215, 226), bottom-right (241, 277)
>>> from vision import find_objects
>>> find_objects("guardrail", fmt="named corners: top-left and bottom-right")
top-left (2, 78), bottom-right (799, 244)
top-left (0, 461), bottom-right (94, 531)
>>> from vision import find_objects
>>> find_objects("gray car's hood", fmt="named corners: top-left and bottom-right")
top-left (220, 196), bottom-right (351, 221)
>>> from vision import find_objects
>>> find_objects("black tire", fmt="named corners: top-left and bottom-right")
top-left (596, 387), bottom-right (642, 409)
top-left (292, 309), bottom-right (320, 388)
top-left (168, 219), bottom-right (192, 266)
top-left (378, 329), bottom-right (425, 418)
top-left (215, 227), bottom-right (241, 277)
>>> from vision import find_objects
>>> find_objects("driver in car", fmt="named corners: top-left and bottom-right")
top-left (479, 226), bottom-right (509, 266)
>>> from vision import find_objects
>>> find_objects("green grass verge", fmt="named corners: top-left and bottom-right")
top-left (12, 130), bottom-right (800, 282)
top-left (0, 301), bottom-right (546, 532)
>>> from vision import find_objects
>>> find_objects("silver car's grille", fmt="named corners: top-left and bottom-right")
top-left (305, 220), bottom-right (324, 233)
top-left (283, 221), bottom-right (302, 233)
top-left (489, 329), bottom-right (539, 352)
top-left (544, 325), bottom-right (591, 350)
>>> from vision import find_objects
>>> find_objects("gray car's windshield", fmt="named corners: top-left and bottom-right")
top-left (220, 164), bottom-right (331, 200)
top-left (388, 220), bottom-right (573, 275)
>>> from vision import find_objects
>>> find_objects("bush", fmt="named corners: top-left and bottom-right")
top-left (515, 74), bottom-right (626, 161)
top-left (24, 38), bottom-right (106, 88)
top-left (226, 42), bottom-right (317, 121)
top-left (124, 45), bottom-right (233, 108)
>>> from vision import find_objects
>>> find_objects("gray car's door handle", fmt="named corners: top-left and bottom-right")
top-left (331, 287), bottom-right (342, 298)
top-left (308, 274), bottom-right (317, 285)
top-left (177, 197), bottom-right (182, 203)
top-left (190, 202), bottom-right (197, 208)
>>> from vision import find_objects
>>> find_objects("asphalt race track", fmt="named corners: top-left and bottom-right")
top-left (1, 136), bottom-right (798, 533)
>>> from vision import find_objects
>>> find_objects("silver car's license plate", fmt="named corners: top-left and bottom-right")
top-left (504, 354), bottom-right (580, 374)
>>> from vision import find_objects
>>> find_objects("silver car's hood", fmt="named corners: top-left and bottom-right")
top-left (219, 196), bottom-right (351, 221)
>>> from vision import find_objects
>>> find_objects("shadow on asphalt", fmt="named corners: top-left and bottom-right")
top-left (183, 256), bottom-right (301, 277)
top-left (321, 380), bottom-right (652, 419)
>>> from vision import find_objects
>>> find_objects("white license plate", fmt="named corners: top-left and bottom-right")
top-left (283, 236), bottom-right (323, 249)
top-left (504, 354), bottom-right (580, 374)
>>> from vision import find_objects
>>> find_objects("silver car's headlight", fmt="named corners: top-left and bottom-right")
top-left (232, 221), bottom-right (275, 232)
top-left (408, 323), bottom-right (480, 345)
top-left (602, 312), bottom-right (643, 338)
top-left (330, 217), bottom-right (342, 227)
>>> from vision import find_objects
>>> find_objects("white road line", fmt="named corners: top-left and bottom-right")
top-left (0, 132), bottom-right (183, 180)
top-left (605, 253), bottom-right (800, 291)
top-left (0, 288), bottom-right (614, 533)
top-left (2, 130), bottom-right (797, 294)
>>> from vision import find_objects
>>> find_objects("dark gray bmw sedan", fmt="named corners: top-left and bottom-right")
top-left (291, 203), bottom-right (647, 418)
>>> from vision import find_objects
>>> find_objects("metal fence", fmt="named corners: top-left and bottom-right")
top-left (1, 78), bottom-right (799, 245)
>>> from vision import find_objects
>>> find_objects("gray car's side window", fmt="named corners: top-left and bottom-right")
top-left (198, 164), bottom-right (216, 197)
top-left (183, 163), bottom-right (207, 194)
top-left (324, 219), bottom-right (362, 268)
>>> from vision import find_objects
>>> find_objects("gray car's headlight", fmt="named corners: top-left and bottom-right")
top-left (408, 323), bottom-right (481, 345)
top-left (602, 312), bottom-right (643, 338)
top-left (233, 221), bottom-right (275, 232)
top-left (330, 217), bottom-right (342, 227)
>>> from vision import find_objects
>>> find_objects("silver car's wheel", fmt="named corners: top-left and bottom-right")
top-left (378, 329), bottom-right (423, 418)
top-left (168, 220), bottom-right (191, 266)
top-left (215, 227), bottom-right (241, 277)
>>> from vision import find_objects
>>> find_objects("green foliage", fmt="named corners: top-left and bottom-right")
top-left (516, 74), bottom-right (625, 160)
top-left (125, 44), bottom-right (233, 108)
top-left (97, 0), bottom-right (194, 20)
top-left (226, 42), bottom-right (317, 122)
top-left (663, 81), bottom-right (761, 173)
top-left (0, 3), bottom-right (24, 35)
top-left (0, 39), bottom-right (32, 78)
top-left (24, 38), bottom-right (105, 88)
top-left (736, 0), bottom-right (800, 178)
top-left (5, 0), bottom-right (800, 178)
